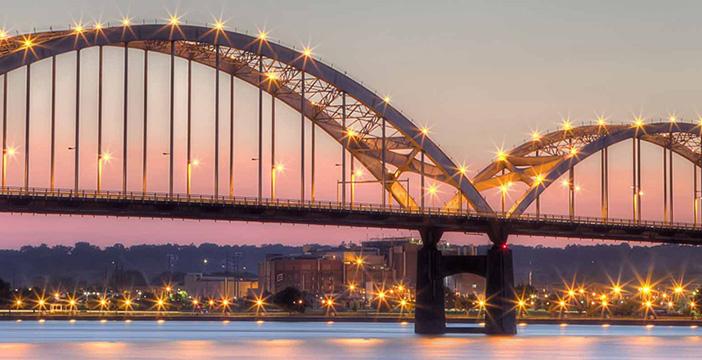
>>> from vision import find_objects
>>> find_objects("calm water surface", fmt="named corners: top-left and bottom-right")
top-left (0, 320), bottom-right (700, 359)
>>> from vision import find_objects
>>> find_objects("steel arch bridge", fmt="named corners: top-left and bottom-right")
top-left (472, 121), bottom-right (702, 220)
top-left (0, 22), bottom-right (490, 214)
top-left (1, 22), bottom-right (702, 229)
top-left (2, 20), bottom-right (702, 336)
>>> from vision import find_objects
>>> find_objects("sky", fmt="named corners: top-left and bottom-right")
top-left (1, 0), bottom-right (702, 248)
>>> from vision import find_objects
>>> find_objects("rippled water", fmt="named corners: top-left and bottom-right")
top-left (1, 321), bottom-right (700, 359)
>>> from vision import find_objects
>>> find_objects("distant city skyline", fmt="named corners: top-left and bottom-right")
top-left (2, 1), bottom-right (702, 248)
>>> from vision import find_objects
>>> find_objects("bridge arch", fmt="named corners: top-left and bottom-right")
top-left (0, 24), bottom-right (492, 213)
top-left (468, 122), bottom-right (702, 216)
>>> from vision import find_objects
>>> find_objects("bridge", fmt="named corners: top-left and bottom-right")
top-left (1, 18), bottom-right (702, 335)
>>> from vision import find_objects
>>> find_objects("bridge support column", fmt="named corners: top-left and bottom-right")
top-left (414, 227), bottom-right (445, 335)
top-left (484, 227), bottom-right (516, 335)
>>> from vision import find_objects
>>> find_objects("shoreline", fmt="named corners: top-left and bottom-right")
top-left (1, 313), bottom-right (700, 327)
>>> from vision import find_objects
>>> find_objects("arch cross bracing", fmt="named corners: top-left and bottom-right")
top-left (0, 24), bottom-right (492, 213)
top-left (468, 122), bottom-right (702, 217)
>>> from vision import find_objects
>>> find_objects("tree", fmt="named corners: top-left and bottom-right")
top-left (0, 278), bottom-right (10, 303)
top-left (271, 287), bottom-right (306, 313)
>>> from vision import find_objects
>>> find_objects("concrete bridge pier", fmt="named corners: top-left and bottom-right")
top-left (414, 223), bottom-right (516, 335)
top-left (414, 227), bottom-right (446, 335)
top-left (484, 224), bottom-right (516, 335)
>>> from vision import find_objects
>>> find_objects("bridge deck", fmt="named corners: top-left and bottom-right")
top-left (1, 187), bottom-right (701, 244)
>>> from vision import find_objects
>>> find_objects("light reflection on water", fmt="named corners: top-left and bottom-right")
top-left (0, 321), bottom-right (700, 359)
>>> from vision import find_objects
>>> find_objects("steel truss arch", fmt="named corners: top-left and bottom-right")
top-left (470, 122), bottom-right (702, 217)
top-left (0, 24), bottom-right (492, 212)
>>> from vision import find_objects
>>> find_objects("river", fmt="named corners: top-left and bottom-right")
top-left (0, 320), bottom-right (699, 359)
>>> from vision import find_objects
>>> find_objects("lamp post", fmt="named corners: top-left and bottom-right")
top-left (2, 146), bottom-right (16, 191)
top-left (350, 169), bottom-right (363, 207)
top-left (426, 183), bottom-right (439, 209)
top-left (97, 152), bottom-right (111, 194)
top-left (187, 159), bottom-right (200, 197)
top-left (457, 165), bottom-right (467, 213)
top-left (271, 163), bottom-right (284, 200)
top-left (499, 182), bottom-right (511, 215)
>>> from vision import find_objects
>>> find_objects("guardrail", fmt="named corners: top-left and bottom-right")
top-left (0, 186), bottom-right (700, 231)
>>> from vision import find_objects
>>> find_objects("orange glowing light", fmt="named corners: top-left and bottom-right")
top-left (496, 149), bottom-right (508, 162)
top-left (169, 15), bottom-right (181, 26)
top-left (121, 18), bottom-right (131, 27)
top-left (213, 20), bottom-right (226, 31)
top-left (257, 31), bottom-right (268, 41)
top-left (427, 183), bottom-right (439, 196)
top-left (477, 299), bottom-right (487, 309)
top-left (354, 256), bottom-right (364, 266)
top-left (21, 37), bottom-right (34, 49)
top-left (73, 23), bottom-right (84, 34)
top-left (382, 96), bottom-right (391, 103)
top-left (596, 115), bottom-right (607, 126)
top-left (561, 119), bottom-right (573, 131)
top-left (533, 174), bottom-right (545, 186)
top-left (303, 47), bottom-right (313, 57)
top-left (266, 71), bottom-right (279, 81)
top-left (499, 182), bottom-right (512, 195)
top-left (0, 29), bottom-right (7, 40)
top-left (633, 116), bottom-right (645, 128)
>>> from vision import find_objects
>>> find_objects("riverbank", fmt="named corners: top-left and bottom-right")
top-left (1, 311), bottom-right (700, 327)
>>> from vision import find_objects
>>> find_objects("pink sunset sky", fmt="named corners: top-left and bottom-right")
top-left (1, 1), bottom-right (702, 249)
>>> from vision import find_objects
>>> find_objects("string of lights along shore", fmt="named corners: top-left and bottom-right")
top-left (1, 14), bottom-right (702, 227)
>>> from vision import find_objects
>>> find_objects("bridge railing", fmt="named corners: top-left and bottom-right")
top-left (0, 186), bottom-right (699, 231)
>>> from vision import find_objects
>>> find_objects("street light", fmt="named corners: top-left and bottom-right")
top-left (271, 162), bottom-right (284, 200)
top-left (350, 168), bottom-right (363, 207)
top-left (426, 183), bottom-right (439, 208)
top-left (97, 152), bottom-right (111, 193)
top-left (2, 146), bottom-right (17, 191)
top-left (457, 164), bottom-right (468, 213)
top-left (499, 182), bottom-right (512, 215)
top-left (187, 158), bottom-right (200, 196)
